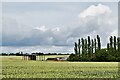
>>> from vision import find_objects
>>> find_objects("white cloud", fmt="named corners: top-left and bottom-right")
top-left (35, 25), bottom-right (48, 32)
top-left (75, 4), bottom-right (117, 47)
top-left (79, 4), bottom-right (112, 18)
top-left (2, 3), bottom-right (118, 53)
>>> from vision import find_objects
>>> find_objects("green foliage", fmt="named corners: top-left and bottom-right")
top-left (84, 39), bottom-right (88, 54)
top-left (94, 49), bottom-right (108, 61)
top-left (114, 36), bottom-right (117, 50)
top-left (81, 38), bottom-right (85, 54)
top-left (110, 36), bottom-right (113, 49)
top-left (97, 35), bottom-right (101, 50)
top-left (74, 42), bottom-right (78, 54)
top-left (70, 35), bottom-right (120, 62)
top-left (67, 54), bottom-right (80, 61)
top-left (78, 39), bottom-right (81, 57)
top-left (94, 38), bottom-right (97, 53)
top-left (107, 43), bottom-right (110, 50)
top-left (87, 36), bottom-right (91, 54)
top-left (91, 39), bottom-right (94, 54)
top-left (117, 37), bottom-right (120, 52)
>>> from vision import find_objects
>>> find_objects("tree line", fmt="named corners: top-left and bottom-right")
top-left (68, 35), bottom-right (120, 61)
top-left (1, 52), bottom-right (69, 56)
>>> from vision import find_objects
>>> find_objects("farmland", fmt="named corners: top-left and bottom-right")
top-left (1, 56), bottom-right (119, 78)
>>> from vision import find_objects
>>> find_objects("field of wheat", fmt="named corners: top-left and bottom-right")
top-left (1, 56), bottom-right (119, 78)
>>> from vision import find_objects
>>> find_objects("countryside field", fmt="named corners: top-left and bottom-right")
top-left (1, 56), bottom-right (119, 78)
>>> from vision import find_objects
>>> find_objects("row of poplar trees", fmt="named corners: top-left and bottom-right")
top-left (68, 35), bottom-right (120, 61)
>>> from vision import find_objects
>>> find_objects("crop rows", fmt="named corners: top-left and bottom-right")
top-left (2, 56), bottom-right (119, 78)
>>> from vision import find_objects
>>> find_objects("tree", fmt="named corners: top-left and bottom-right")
top-left (117, 37), bottom-right (120, 52)
top-left (88, 36), bottom-right (91, 54)
top-left (84, 39), bottom-right (88, 55)
top-left (110, 36), bottom-right (113, 49)
top-left (81, 38), bottom-right (85, 54)
top-left (78, 39), bottom-right (81, 57)
top-left (114, 36), bottom-right (117, 50)
top-left (67, 54), bottom-right (80, 61)
top-left (94, 38), bottom-right (97, 53)
top-left (95, 49), bottom-right (108, 61)
top-left (69, 35), bottom-right (120, 62)
top-left (107, 43), bottom-right (110, 51)
top-left (97, 35), bottom-right (101, 50)
top-left (74, 42), bottom-right (78, 54)
top-left (91, 39), bottom-right (94, 54)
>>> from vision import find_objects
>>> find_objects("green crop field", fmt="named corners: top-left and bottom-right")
top-left (1, 56), bottom-right (119, 78)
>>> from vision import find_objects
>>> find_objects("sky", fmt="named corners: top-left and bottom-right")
top-left (1, 2), bottom-right (118, 53)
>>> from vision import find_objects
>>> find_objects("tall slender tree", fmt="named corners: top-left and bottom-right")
top-left (97, 35), bottom-right (101, 50)
top-left (78, 39), bottom-right (81, 57)
top-left (114, 36), bottom-right (117, 50)
top-left (91, 39), bottom-right (94, 54)
top-left (74, 42), bottom-right (78, 54)
top-left (94, 38), bottom-right (97, 53)
top-left (88, 36), bottom-right (91, 54)
top-left (110, 36), bottom-right (113, 49)
top-left (107, 43), bottom-right (110, 51)
top-left (84, 39), bottom-right (88, 54)
top-left (81, 38), bottom-right (85, 54)
top-left (117, 37), bottom-right (120, 52)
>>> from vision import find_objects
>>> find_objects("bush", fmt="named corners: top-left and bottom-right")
top-left (67, 54), bottom-right (80, 61)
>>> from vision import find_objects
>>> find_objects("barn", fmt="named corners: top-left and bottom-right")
top-left (23, 54), bottom-right (36, 60)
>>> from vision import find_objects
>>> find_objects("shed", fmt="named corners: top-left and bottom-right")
top-left (57, 56), bottom-right (69, 61)
top-left (46, 57), bottom-right (69, 61)
top-left (46, 58), bottom-right (58, 61)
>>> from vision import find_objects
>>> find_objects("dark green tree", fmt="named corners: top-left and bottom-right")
top-left (84, 39), bottom-right (88, 54)
top-left (78, 39), bottom-right (81, 57)
top-left (107, 43), bottom-right (110, 51)
top-left (91, 39), bottom-right (94, 54)
top-left (88, 36), bottom-right (91, 54)
top-left (97, 35), bottom-right (101, 50)
top-left (114, 36), bottom-right (117, 50)
top-left (110, 36), bottom-right (113, 49)
top-left (117, 37), bottom-right (120, 52)
top-left (94, 38), bottom-right (97, 53)
top-left (74, 42), bottom-right (78, 54)
top-left (81, 38), bottom-right (85, 54)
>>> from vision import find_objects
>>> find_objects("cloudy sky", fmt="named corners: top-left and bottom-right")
top-left (1, 2), bottom-right (118, 53)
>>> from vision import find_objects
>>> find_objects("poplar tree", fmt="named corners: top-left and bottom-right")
top-left (88, 36), bottom-right (91, 54)
top-left (114, 36), bottom-right (117, 50)
top-left (110, 36), bottom-right (113, 49)
top-left (81, 38), bottom-right (85, 54)
top-left (94, 38), bottom-right (97, 53)
top-left (84, 39), bottom-right (88, 54)
top-left (91, 39), bottom-right (94, 54)
top-left (78, 39), bottom-right (81, 57)
top-left (117, 37), bottom-right (120, 52)
top-left (97, 35), bottom-right (101, 50)
top-left (107, 43), bottom-right (110, 51)
top-left (74, 42), bottom-right (78, 54)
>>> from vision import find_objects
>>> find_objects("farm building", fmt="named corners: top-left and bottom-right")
top-left (46, 58), bottom-right (58, 61)
top-left (23, 54), bottom-right (36, 60)
top-left (46, 57), bottom-right (69, 61)
top-left (57, 57), bottom-right (69, 61)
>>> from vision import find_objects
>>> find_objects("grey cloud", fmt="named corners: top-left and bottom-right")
top-left (2, 4), bottom-right (118, 48)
